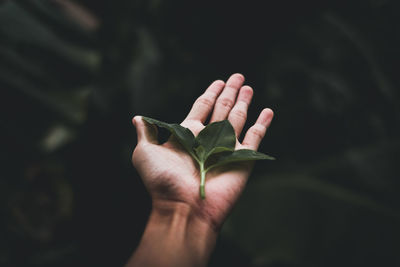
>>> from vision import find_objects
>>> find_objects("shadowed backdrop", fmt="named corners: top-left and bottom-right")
top-left (1, 0), bottom-right (399, 266)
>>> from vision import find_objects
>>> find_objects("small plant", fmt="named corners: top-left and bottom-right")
top-left (142, 117), bottom-right (275, 199)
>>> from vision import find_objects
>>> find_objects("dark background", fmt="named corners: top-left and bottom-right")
top-left (1, 0), bottom-right (400, 266)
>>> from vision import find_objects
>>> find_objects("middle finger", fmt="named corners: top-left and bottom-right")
top-left (209, 73), bottom-right (244, 122)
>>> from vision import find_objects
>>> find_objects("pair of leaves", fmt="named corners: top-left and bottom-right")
top-left (194, 120), bottom-right (236, 164)
top-left (142, 116), bottom-right (275, 198)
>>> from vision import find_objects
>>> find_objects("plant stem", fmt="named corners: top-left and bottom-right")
top-left (200, 162), bottom-right (206, 199)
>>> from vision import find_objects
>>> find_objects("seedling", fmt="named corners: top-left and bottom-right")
top-left (142, 117), bottom-right (275, 199)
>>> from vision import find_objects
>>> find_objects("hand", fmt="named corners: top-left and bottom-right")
top-left (132, 73), bottom-right (274, 230)
top-left (128, 73), bottom-right (274, 267)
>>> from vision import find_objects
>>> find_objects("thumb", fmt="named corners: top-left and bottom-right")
top-left (132, 116), bottom-right (158, 144)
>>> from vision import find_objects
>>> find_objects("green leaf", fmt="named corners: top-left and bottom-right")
top-left (142, 116), bottom-right (197, 159)
top-left (141, 117), bottom-right (275, 199)
top-left (206, 149), bottom-right (275, 172)
top-left (194, 145), bottom-right (206, 161)
top-left (208, 146), bottom-right (235, 156)
top-left (196, 146), bottom-right (233, 163)
top-left (195, 120), bottom-right (236, 159)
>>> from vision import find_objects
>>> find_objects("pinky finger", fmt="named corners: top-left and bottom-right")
top-left (242, 108), bottom-right (274, 150)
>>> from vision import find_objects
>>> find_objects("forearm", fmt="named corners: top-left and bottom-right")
top-left (126, 200), bottom-right (218, 267)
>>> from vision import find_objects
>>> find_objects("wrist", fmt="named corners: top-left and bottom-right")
top-left (151, 198), bottom-right (218, 243)
top-left (148, 199), bottom-right (217, 265)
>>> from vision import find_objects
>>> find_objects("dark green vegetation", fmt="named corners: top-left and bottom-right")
top-left (143, 117), bottom-right (274, 198)
top-left (1, 0), bottom-right (399, 266)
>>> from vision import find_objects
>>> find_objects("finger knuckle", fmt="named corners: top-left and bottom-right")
top-left (231, 108), bottom-right (247, 120)
top-left (250, 125), bottom-right (266, 139)
top-left (132, 143), bottom-right (145, 165)
top-left (217, 97), bottom-right (234, 109)
top-left (196, 96), bottom-right (214, 108)
top-left (132, 149), bottom-right (139, 164)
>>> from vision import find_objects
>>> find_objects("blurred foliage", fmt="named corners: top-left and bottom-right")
top-left (1, 0), bottom-right (400, 266)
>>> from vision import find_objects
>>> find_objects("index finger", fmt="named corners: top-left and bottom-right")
top-left (184, 80), bottom-right (225, 123)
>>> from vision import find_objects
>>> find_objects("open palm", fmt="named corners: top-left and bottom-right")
top-left (132, 73), bottom-right (273, 230)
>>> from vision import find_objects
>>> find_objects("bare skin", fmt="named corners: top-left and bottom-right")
top-left (127, 73), bottom-right (274, 267)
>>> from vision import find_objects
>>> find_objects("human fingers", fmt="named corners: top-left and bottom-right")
top-left (132, 116), bottom-right (159, 145)
top-left (242, 108), bottom-right (274, 150)
top-left (184, 80), bottom-right (225, 123)
top-left (209, 73), bottom-right (245, 122)
top-left (227, 85), bottom-right (253, 137)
